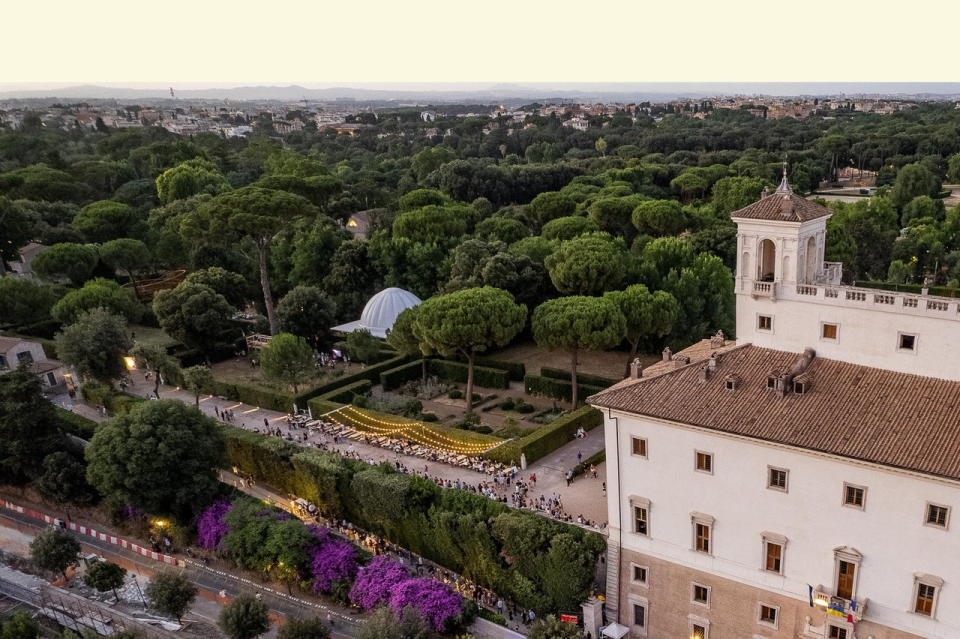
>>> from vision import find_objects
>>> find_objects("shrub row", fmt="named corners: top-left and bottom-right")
top-left (523, 375), bottom-right (607, 403)
top-left (219, 423), bottom-right (605, 614)
top-left (195, 355), bottom-right (409, 413)
top-left (427, 359), bottom-right (510, 389)
top-left (468, 356), bottom-right (526, 382)
top-left (54, 406), bottom-right (98, 439)
top-left (316, 379), bottom-right (373, 404)
top-left (540, 367), bottom-right (619, 389)
top-left (380, 360), bottom-right (424, 391)
top-left (483, 405), bottom-right (603, 466)
top-left (573, 450), bottom-right (606, 477)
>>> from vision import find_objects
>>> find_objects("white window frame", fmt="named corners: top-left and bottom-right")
top-left (695, 450), bottom-right (714, 475)
top-left (820, 322), bottom-right (839, 341)
top-left (757, 314), bottom-right (774, 333)
top-left (761, 532), bottom-right (787, 575)
top-left (757, 602), bottom-right (780, 630)
top-left (925, 502), bottom-right (951, 530)
top-left (766, 466), bottom-right (788, 493)
top-left (688, 615), bottom-right (710, 639)
top-left (832, 546), bottom-right (863, 601)
top-left (630, 436), bottom-right (648, 459)
top-left (629, 562), bottom-right (648, 587)
top-left (630, 496), bottom-right (650, 537)
top-left (690, 582), bottom-right (711, 609)
top-left (911, 573), bottom-right (943, 618)
top-left (628, 594), bottom-right (648, 637)
top-left (691, 512), bottom-right (714, 555)
top-left (898, 331), bottom-right (918, 353)
top-left (826, 621), bottom-right (852, 639)
top-left (841, 482), bottom-right (867, 511)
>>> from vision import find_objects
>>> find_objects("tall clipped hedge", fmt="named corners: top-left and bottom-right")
top-left (55, 406), bottom-right (98, 439)
top-left (469, 356), bottom-right (526, 381)
top-left (219, 424), bottom-right (604, 614)
top-left (483, 405), bottom-right (603, 465)
top-left (523, 375), bottom-right (606, 403)
top-left (195, 355), bottom-right (409, 413)
top-left (539, 367), bottom-right (618, 388)
top-left (380, 360), bottom-right (423, 391)
top-left (427, 359), bottom-right (510, 389)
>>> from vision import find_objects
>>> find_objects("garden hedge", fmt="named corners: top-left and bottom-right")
top-left (539, 367), bottom-right (619, 389)
top-left (219, 423), bottom-right (604, 614)
top-left (380, 360), bottom-right (424, 391)
top-left (55, 406), bottom-right (98, 439)
top-left (199, 355), bottom-right (409, 413)
top-left (469, 356), bottom-right (526, 382)
top-left (523, 375), bottom-right (606, 403)
top-left (426, 359), bottom-right (510, 389)
top-left (483, 405), bottom-right (603, 465)
top-left (314, 379), bottom-right (373, 404)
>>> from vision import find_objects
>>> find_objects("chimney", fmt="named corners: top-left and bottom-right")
top-left (673, 354), bottom-right (690, 369)
top-left (709, 330), bottom-right (725, 348)
top-left (699, 364), bottom-right (711, 382)
top-left (707, 354), bottom-right (719, 370)
top-left (629, 358), bottom-right (643, 379)
top-left (662, 347), bottom-right (673, 362)
top-left (760, 186), bottom-right (770, 199)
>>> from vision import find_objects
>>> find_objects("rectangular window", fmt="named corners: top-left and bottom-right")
top-left (46, 372), bottom-right (57, 386)
top-left (768, 467), bottom-right (788, 491)
top-left (634, 506), bottom-right (648, 536)
top-left (828, 626), bottom-right (847, 639)
top-left (899, 333), bottom-right (917, 351)
top-left (765, 541), bottom-right (783, 573)
top-left (0, 355), bottom-right (7, 369)
top-left (692, 584), bottom-right (709, 605)
top-left (631, 564), bottom-right (647, 585)
top-left (915, 583), bottom-right (936, 616)
top-left (691, 624), bottom-right (707, 639)
top-left (631, 437), bottom-right (647, 457)
top-left (758, 315), bottom-right (773, 331)
top-left (759, 604), bottom-right (778, 626)
top-left (632, 603), bottom-right (645, 628)
top-left (926, 503), bottom-right (950, 529)
top-left (843, 483), bottom-right (865, 509)
top-left (16, 350), bottom-right (33, 365)
top-left (695, 451), bottom-right (713, 473)
top-left (695, 523), bottom-right (711, 553)
top-left (822, 323), bottom-right (838, 340)
top-left (836, 560), bottom-right (856, 599)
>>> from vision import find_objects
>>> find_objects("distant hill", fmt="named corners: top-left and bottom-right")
top-left (3, 82), bottom-right (960, 103)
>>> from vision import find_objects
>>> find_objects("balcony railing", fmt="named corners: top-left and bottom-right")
top-left (812, 586), bottom-right (867, 623)
top-left (752, 280), bottom-right (776, 298)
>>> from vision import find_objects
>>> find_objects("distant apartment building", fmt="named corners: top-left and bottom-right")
top-left (591, 170), bottom-right (960, 639)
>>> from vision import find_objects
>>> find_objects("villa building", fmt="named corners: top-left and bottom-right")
top-left (590, 170), bottom-right (960, 639)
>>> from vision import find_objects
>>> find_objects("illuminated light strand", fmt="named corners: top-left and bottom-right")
top-left (341, 407), bottom-right (499, 449)
top-left (327, 410), bottom-right (501, 454)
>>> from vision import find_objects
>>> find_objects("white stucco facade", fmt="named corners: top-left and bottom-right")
top-left (734, 216), bottom-right (960, 381)
top-left (603, 408), bottom-right (960, 638)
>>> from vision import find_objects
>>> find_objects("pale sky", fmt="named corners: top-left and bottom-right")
top-left (4, 0), bottom-right (958, 84)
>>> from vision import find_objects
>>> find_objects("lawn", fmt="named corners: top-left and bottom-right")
top-left (127, 324), bottom-right (179, 349)
top-left (210, 356), bottom-right (363, 394)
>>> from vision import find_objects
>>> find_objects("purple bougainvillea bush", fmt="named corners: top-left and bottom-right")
top-left (309, 527), bottom-right (359, 593)
top-left (196, 500), bottom-right (233, 549)
top-left (348, 556), bottom-right (410, 609)
top-left (389, 577), bottom-right (464, 632)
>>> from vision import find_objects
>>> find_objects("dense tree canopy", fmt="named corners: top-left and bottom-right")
top-left (86, 400), bottom-right (224, 520)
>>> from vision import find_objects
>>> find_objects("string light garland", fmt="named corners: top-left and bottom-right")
top-left (326, 406), bottom-right (503, 455)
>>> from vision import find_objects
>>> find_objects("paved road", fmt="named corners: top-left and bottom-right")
top-left (0, 506), bottom-right (363, 638)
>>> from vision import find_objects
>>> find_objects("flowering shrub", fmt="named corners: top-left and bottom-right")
top-left (196, 500), bottom-right (233, 549)
top-left (389, 577), bottom-right (464, 632)
top-left (309, 527), bottom-right (358, 593)
top-left (349, 556), bottom-right (409, 609)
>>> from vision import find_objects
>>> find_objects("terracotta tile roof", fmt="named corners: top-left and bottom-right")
top-left (0, 336), bottom-right (25, 354)
top-left (730, 192), bottom-right (832, 223)
top-left (589, 344), bottom-right (960, 480)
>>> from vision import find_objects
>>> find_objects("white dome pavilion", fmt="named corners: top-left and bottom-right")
top-left (331, 287), bottom-right (422, 338)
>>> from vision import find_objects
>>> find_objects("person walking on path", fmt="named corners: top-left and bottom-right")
top-left (565, 470), bottom-right (574, 486)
